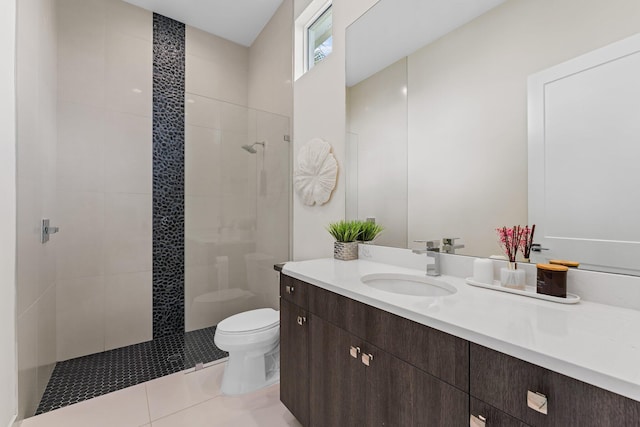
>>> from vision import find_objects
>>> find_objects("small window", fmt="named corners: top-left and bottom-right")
top-left (307, 5), bottom-right (332, 70)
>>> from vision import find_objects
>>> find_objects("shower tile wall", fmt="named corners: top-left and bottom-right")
top-left (152, 13), bottom-right (186, 338)
top-left (248, 0), bottom-right (293, 311)
top-left (184, 3), bottom-right (293, 331)
top-left (185, 97), bottom-right (257, 331)
top-left (53, 0), bottom-right (292, 358)
top-left (184, 28), bottom-right (253, 332)
top-left (55, 0), bottom-right (153, 360)
top-left (183, 102), bottom-right (290, 330)
top-left (247, 0), bottom-right (294, 120)
top-left (186, 26), bottom-right (249, 106)
top-left (16, 0), bottom-right (58, 418)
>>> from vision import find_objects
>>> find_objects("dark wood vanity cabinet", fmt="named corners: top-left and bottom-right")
top-left (309, 315), bottom-right (468, 427)
top-left (279, 276), bottom-right (310, 426)
top-left (280, 274), bottom-right (468, 427)
top-left (308, 315), bottom-right (366, 426)
top-left (470, 344), bottom-right (640, 427)
top-left (279, 274), bottom-right (640, 427)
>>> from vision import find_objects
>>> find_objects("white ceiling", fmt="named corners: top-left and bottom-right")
top-left (124, 0), bottom-right (284, 47)
top-left (346, 0), bottom-right (506, 86)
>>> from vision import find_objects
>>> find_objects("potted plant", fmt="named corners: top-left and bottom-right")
top-left (327, 220), bottom-right (362, 261)
top-left (358, 221), bottom-right (384, 243)
top-left (327, 220), bottom-right (384, 260)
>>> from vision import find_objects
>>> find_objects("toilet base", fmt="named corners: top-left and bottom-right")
top-left (220, 342), bottom-right (280, 395)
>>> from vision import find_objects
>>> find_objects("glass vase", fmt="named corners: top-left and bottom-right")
top-left (500, 263), bottom-right (526, 289)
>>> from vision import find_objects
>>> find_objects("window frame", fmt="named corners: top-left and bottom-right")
top-left (304, 2), bottom-right (332, 72)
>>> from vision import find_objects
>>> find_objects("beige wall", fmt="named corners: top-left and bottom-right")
top-left (55, 0), bottom-right (153, 361)
top-left (347, 58), bottom-right (407, 248)
top-left (15, 0), bottom-right (58, 418)
top-left (292, 0), bottom-right (378, 260)
top-left (407, 0), bottom-right (640, 256)
top-left (1, 0), bottom-right (17, 424)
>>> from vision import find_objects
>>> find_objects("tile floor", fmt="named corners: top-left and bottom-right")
top-left (36, 325), bottom-right (228, 415)
top-left (19, 361), bottom-right (302, 427)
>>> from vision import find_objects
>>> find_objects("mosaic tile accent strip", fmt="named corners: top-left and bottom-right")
top-left (35, 326), bottom-right (227, 415)
top-left (153, 13), bottom-right (186, 338)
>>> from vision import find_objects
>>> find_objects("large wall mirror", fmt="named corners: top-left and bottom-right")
top-left (345, 0), bottom-right (640, 275)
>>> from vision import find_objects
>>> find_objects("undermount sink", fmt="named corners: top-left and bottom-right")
top-left (360, 273), bottom-right (457, 297)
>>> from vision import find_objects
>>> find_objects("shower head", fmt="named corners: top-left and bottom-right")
top-left (241, 141), bottom-right (265, 154)
top-left (241, 144), bottom-right (258, 153)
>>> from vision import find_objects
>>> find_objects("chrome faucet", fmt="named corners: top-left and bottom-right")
top-left (412, 240), bottom-right (441, 276)
top-left (442, 237), bottom-right (464, 254)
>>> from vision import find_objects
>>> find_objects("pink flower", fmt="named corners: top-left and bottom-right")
top-left (496, 226), bottom-right (525, 264)
top-left (496, 225), bottom-right (536, 266)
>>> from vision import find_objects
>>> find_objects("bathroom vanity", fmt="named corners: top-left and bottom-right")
top-left (278, 257), bottom-right (640, 427)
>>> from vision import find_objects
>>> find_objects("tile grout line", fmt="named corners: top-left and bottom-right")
top-left (146, 364), bottom-right (228, 423)
top-left (149, 391), bottom-right (227, 424)
top-left (143, 382), bottom-right (153, 426)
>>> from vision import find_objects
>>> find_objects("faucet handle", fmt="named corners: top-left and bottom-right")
top-left (442, 237), bottom-right (460, 246)
top-left (414, 239), bottom-right (440, 249)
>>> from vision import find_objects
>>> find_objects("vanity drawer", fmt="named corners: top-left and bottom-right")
top-left (470, 343), bottom-right (639, 426)
top-left (308, 285), bottom-right (366, 338)
top-left (280, 274), bottom-right (309, 309)
top-left (365, 305), bottom-right (469, 392)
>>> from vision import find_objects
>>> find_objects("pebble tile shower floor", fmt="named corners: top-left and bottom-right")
top-left (35, 326), bottom-right (228, 415)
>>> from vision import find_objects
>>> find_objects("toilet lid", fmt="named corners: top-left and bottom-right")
top-left (217, 308), bottom-right (279, 334)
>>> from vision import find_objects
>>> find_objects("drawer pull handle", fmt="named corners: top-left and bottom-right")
top-left (361, 353), bottom-right (374, 366)
top-left (297, 315), bottom-right (306, 326)
top-left (470, 414), bottom-right (486, 427)
top-left (527, 390), bottom-right (548, 415)
top-left (349, 346), bottom-right (361, 359)
top-left (286, 285), bottom-right (294, 294)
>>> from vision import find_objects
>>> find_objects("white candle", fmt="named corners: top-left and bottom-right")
top-left (473, 258), bottom-right (494, 284)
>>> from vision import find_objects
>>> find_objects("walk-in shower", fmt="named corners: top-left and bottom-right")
top-left (18, 0), bottom-right (292, 418)
top-left (36, 94), bottom-right (291, 415)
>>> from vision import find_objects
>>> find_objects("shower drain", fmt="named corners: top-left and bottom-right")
top-left (167, 354), bottom-right (182, 362)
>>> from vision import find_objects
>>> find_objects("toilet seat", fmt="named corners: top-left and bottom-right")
top-left (214, 308), bottom-right (280, 352)
top-left (217, 308), bottom-right (279, 335)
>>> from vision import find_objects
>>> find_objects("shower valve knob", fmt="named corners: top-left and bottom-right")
top-left (41, 218), bottom-right (60, 243)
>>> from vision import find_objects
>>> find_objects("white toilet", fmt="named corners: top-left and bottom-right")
top-left (214, 308), bottom-right (280, 395)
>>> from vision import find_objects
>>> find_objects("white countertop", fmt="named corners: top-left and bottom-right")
top-left (282, 258), bottom-right (640, 402)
